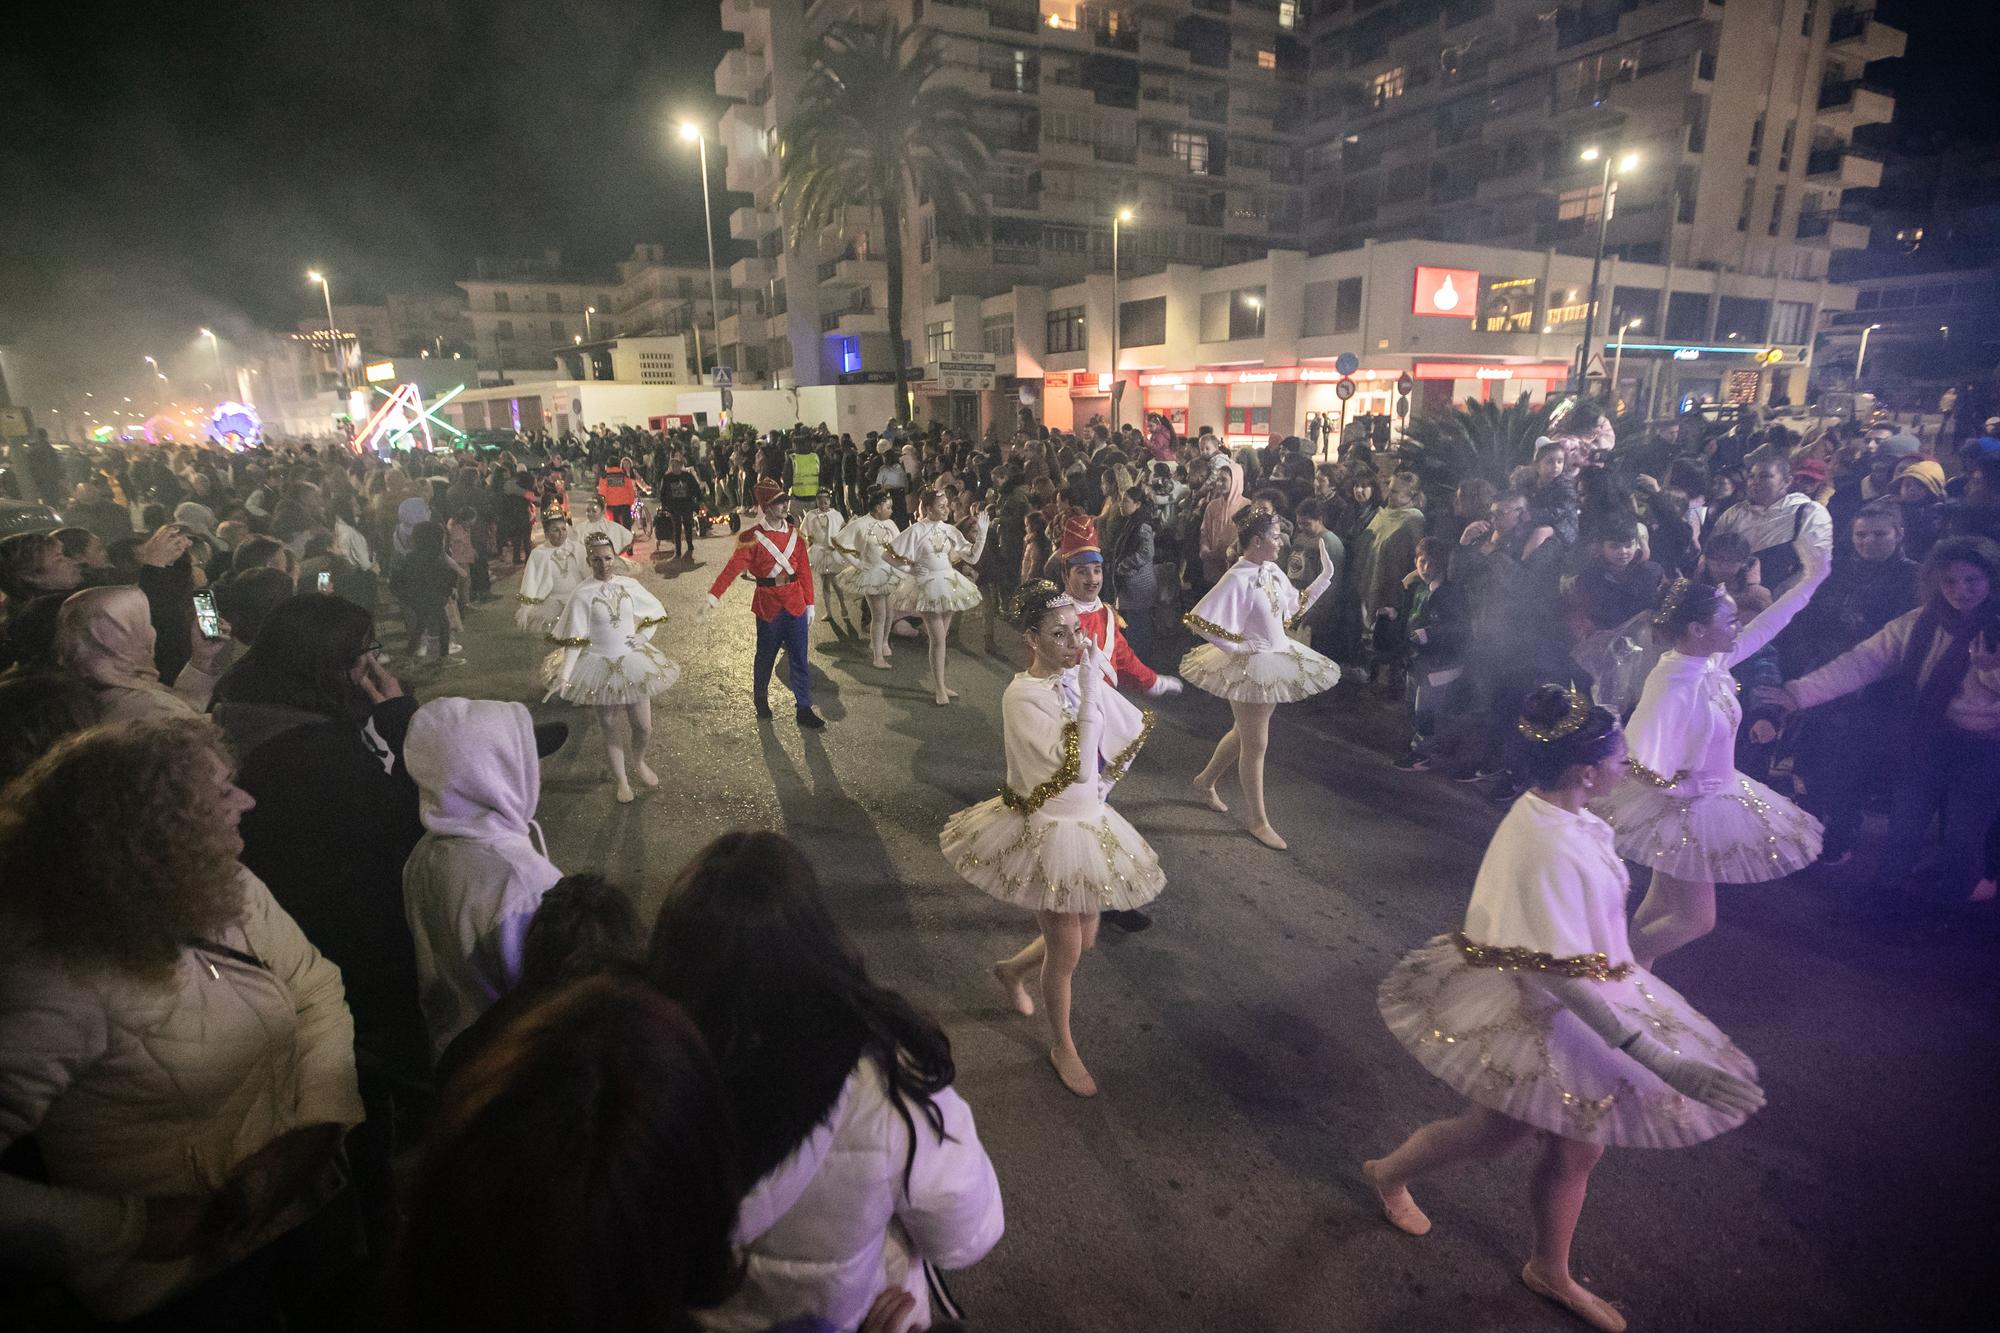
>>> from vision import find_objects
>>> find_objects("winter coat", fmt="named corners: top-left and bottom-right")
top-left (0, 871), bottom-right (363, 1320)
top-left (698, 1059), bottom-right (1003, 1333)
top-left (402, 699), bottom-right (561, 1062)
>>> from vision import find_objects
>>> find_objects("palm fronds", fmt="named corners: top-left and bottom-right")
top-left (1399, 394), bottom-right (1554, 494)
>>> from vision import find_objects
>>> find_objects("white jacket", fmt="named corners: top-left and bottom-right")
top-left (699, 1059), bottom-right (1003, 1333)
top-left (0, 871), bottom-right (363, 1320)
top-left (402, 698), bottom-right (562, 1061)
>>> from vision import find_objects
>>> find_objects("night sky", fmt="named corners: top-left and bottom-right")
top-left (1, 0), bottom-right (1992, 401)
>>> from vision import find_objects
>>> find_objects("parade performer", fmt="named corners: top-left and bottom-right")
top-left (542, 534), bottom-right (679, 804)
top-left (1365, 686), bottom-right (1764, 1333)
top-left (800, 491), bottom-right (853, 630)
top-left (1182, 510), bottom-right (1339, 849)
top-left (833, 487), bottom-right (902, 670)
top-left (513, 511), bottom-right (587, 635)
top-left (572, 494), bottom-right (635, 556)
top-left (1593, 543), bottom-right (1829, 967)
top-left (702, 478), bottom-right (826, 729)
top-left (944, 580), bottom-right (1164, 1098)
top-left (1056, 514), bottom-right (1184, 701)
top-left (886, 488), bottom-right (983, 706)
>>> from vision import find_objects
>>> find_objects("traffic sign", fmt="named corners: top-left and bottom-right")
top-left (929, 351), bottom-right (997, 391)
top-left (1334, 352), bottom-right (1360, 376)
top-left (1583, 352), bottom-right (1607, 380)
top-left (1395, 372), bottom-right (1414, 395)
top-left (1334, 377), bottom-right (1357, 401)
top-left (1396, 394), bottom-right (1411, 417)
top-left (711, 365), bottom-right (735, 388)
top-left (1759, 348), bottom-right (1785, 365)
top-left (720, 387), bottom-right (734, 411)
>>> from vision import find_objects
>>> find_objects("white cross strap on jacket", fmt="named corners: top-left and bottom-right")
top-left (754, 527), bottom-right (799, 576)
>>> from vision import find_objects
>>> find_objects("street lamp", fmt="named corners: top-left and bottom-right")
top-left (1854, 322), bottom-right (1883, 384)
top-left (677, 119), bottom-right (726, 387)
top-left (308, 269), bottom-right (346, 394)
top-left (585, 305), bottom-right (596, 341)
top-left (1610, 317), bottom-right (1642, 406)
top-left (1575, 146), bottom-right (1640, 396)
top-left (200, 327), bottom-right (224, 387)
top-left (1111, 206), bottom-right (1134, 432)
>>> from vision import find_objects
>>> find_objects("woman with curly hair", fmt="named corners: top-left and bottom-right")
top-left (947, 580), bottom-right (1165, 1096)
top-left (1182, 509), bottom-right (1339, 849)
top-left (0, 719), bottom-right (364, 1324)
top-left (648, 832), bottom-right (1002, 1326)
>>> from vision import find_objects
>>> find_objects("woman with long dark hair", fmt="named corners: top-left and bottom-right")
top-left (1367, 687), bottom-right (1763, 1333)
top-left (647, 832), bottom-right (1002, 1331)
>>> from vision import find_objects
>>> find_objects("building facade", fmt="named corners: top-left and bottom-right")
top-left (714, 0), bottom-right (1313, 391)
top-left (457, 252), bottom-right (620, 381)
top-left (1302, 0), bottom-right (1902, 280)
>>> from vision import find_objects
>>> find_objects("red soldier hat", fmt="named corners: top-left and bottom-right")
top-left (753, 477), bottom-right (785, 508)
top-left (1057, 513), bottom-right (1102, 565)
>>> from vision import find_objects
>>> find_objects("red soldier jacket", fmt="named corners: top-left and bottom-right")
top-left (1074, 599), bottom-right (1158, 692)
top-left (707, 521), bottom-right (815, 621)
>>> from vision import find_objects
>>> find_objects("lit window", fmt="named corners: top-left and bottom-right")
top-left (1258, 49), bottom-right (1276, 70)
top-left (1370, 67), bottom-right (1406, 107)
top-left (1279, 1), bottom-right (1299, 32)
top-left (1170, 131), bottom-right (1210, 175)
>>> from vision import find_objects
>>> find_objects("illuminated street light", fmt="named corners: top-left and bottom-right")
top-left (1610, 318), bottom-right (1643, 403)
top-left (1575, 145), bottom-right (1639, 395)
top-left (1855, 322), bottom-right (1883, 383)
top-left (585, 305), bottom-right (597, 341)
top-left (1111, 206), bottom-right (1136, 432)
top-left (308, 269), bottom-right (347, 394)
top-left (676, 118), bottom-right (726, 394)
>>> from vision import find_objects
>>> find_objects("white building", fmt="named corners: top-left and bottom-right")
top-left (458, 252), bottom-right (620, 382)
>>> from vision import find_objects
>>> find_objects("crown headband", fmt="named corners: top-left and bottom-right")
top-left (1516, 685), bottom-right (1593, 744)
top-left (1652, 576), bottom-right (1695, 628)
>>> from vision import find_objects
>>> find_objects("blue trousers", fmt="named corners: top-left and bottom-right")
top-left (754, 610), bottom-right (813, 712)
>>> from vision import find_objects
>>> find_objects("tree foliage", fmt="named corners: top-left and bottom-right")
top-left (1398, 395), bottom-right (1554, 494)
top-left (774, 19), bottom-right (990, 417)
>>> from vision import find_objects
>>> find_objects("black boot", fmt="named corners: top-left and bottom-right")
top-left (796, 708), bottom-right (826, 729)
top-left (755, 700), bottom-right (774, 720)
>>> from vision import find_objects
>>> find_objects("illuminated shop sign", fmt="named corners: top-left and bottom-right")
top-left (1137, 366), bottom-right (1401, 388)
top-left (1411, 362), bottom-right (1571, 381)
top-left (1412, 266), bottom-right (1480, 317)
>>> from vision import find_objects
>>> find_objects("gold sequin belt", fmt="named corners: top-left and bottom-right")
top-left (1452, 932), bottom-right (1633, 982)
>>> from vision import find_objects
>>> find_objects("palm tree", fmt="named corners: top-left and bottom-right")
top-left (775, 18), bottom-right (990, 421)
top-left (1399, 394), bottom-right (1554, 495)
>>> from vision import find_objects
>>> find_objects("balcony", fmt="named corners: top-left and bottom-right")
top-left (1828, 8), bottom-right (1906, 63)
top-left (1094, 142), bottom-right (1139, 163)
top-left (719, 0), bottom-right (768, 45)
top-left (1805, 145), bottom-right (1883, 190)
top-left (715, 48), bottom-right (760, 100)
top-left (728, 256), bottom-right (769, 290)
top-left (1816, 79), bottom-right (1895, 132)
top-left (818, 256), bottom-right (886, 290)
top-left (820, 303), bottom-right (886, 337)
top-left (921, 0), bottom-right (987, 36)
top-left (730, 206), bottom-right (777, 241)
top-left (1797, 209), bottom-right (1871, 250)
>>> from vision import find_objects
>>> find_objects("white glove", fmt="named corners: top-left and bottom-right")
top-left (805, 604), bottom-right (816, 628)
top-left (1621, 1032), bottom-right (1766, 1116)
top-left (1239, 636), bottom-right (1277, 655)
top-left (697, 596), bottom-right (717, 625)
top-left (1147, 675), bottom-right (1184, 698)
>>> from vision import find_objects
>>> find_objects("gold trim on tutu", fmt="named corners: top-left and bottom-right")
top-left (541, 643), bottom-right (682, 706)
top-left (1179, 641), bottom-right (1340, 704)
top-left (1593, 771), bottom-right (1822, 884)
top-left (940, 797), bottom-right (1166, 914)
top-left (894, 569), bottom-right (983, 615)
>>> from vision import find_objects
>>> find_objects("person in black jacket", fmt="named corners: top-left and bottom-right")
top-left (1392, 537), bottom-right (1469, 771)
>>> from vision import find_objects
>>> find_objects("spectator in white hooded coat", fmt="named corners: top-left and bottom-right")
top-left (402, 698), bottom-right (566, 1062)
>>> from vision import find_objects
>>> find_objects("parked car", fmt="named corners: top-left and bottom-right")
top-left (0, 497), bottom-right (62, 538)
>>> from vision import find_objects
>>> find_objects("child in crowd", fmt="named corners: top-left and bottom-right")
top-left (1568, 516), bottom-right (1666, 636)
top-left (391, 519), bottom-right (464, 666)
top-left (1523, 440), bottom-right (1580, 552)
top-left (1696, 530), bottom-right (1772, 615)
top-left (1391, 537), bottom-right (1467, 772)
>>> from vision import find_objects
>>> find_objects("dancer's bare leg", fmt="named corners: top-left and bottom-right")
top-left (1037, 909), bottom-right (1098, 1096)
top-left (627, 699), bottom-right (658, 789)
top-left (1194, 728), bottom-right (1240, 812)
top-left (1363, 1104), bottom-right (1532, 1236)
top-left (1522, 1136), bottom-right (1623, 1332)
top-left (992, 935), bottom-right (1045, 1016)
top-left (1629, 871), bottom-right (1716, 969)
top-left (600, 706), bottom-right (634, 803)
top-left (1233, 701), bottom-right (1284, 848)
top-left (923, 612), bottom-right (957, 704)
top-left (866, 594), bottom-right (892, 668)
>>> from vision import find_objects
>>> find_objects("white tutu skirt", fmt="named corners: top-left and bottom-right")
top-left (894, 568), bottom-right (982, 615)
top-left (540, 644), bottom-right (682, 706)
top-left (1593, 771), bottom-right (1822, 884)
top-left (940, 798), bottom-right (1165, 914)
top-left (1379, 934), bottom-right (1758, 1149)
top-left (515, 598), bottom-right (558, 634)
top-left (839, 563), bottom-right (901, 601)
top-left (1179, 640), bottom-right (1340, 704)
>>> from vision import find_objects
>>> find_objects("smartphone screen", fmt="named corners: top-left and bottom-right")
top-left (317, 571), bottom-right (333, 594)
top-left (192, 590), bottom-right (222, 640)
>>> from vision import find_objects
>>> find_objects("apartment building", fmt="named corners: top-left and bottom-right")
top-left (613, 243), bottom-right (725, 351)
top-left (1302, 0), bottom-right (1902, 280)
top-left (714, 0), bottom-right (1313, 390)
top-left (457, 252), bottom-right (620, 381)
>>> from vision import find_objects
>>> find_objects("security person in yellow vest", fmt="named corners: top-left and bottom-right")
top-left (785, 433), bottom-right (822, 517)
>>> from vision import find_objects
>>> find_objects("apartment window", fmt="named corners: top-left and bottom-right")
top-left (1044, 224), bottom-right (1089, 255)
top-left (1778, 122), bottom-right (1796, 173)
top-left (982, 313), bottom-right (1015, 355)
top-left (1257, 49), bottom-right (1276, 70)
top-left (925, 320), bottom-right (954, 361)
top-left (497, 320), bottom-right (514, 339)
top-left (1770, 299), bottom-right (1813, 344)
top-left (1687, 101), bottom-right (1708, 153)
top-left (1665, 292), bottom-right (1711, 341)
top-left (1199, 287), bottom-right (1266, 342)
top-left (1716, 297), bottom-right (1769, 343)
top-left (1801, 0), bottom-right (1817, 36)
top-left (1278, 0), bottom-right (1299, 32)
top-left (1747, 114), bottom-right (1763, 166)
top-left (1046, 306), bottom-right (1086, 354)
top-left (1119, 296), bottom-right (1167, 347)
top-left (1334, 276), bottom-right (1362, 332)
top-left (1557, 183), bottom-right (1609, 227)
top-left (550, 321), bottom-right (565, 340)
top-left (1768, 185), bottom-right (1786, 236)
top-left (493, 292), bottom-right (510, 312)
top-left (839, 337), bottom-right (862, 374)
top-left (1171, 131), bottom-right (1210, 175)
top-left (1370, 67), bottom-right (1406, 107)
top-left (1609, 286), bottom-right (1659, 335)
top-left (1737, 180), bottom-right (1755, 231)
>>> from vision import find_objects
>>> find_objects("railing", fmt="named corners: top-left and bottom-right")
top-left (993, 244), bottom-right (1040, 266)
top-left (990, 68), bottom-right (1039, 93)
top-left (1817, 79), bottom-right (1888, 109)
top-left (1094, 142), bottom-right (1138, 162)
top-left (991, 6), bottom-right (1040, 32)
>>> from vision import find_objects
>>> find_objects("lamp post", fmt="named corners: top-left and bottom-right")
top-left (585, 305), bottom-right (596, 341)
top-left (1111, 206), bottom-right (1133, 432)
top-left (1854, 322), bottom-right (1883, 385)
top-left (678, 120), bottom-right (726, 382)
top-left (307, 270), bottom-right (346, 394)
top-left (200, 328), bottom-right (224, 390)
top-left (1575, 146), bottom-right (1639, 397)
top-left (1610, 317), bottom-right (1642, 410)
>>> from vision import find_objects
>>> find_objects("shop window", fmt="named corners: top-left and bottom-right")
top-left (1477, 276), bottom-right (1539, 333)
top-left (1226, 405), bottom-right (1272, 436)
top-left (1047, 305), bottom-right (1087, 354)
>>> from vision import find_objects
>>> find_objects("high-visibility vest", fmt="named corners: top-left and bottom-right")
top-left (789, 451), bottom-right (821, 496)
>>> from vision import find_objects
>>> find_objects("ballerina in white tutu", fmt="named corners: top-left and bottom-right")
top-left (1182, 509), bottom-right (1339, 848)
top-left (542, 534), bottom-right (680, 804)
top-left (886, 487), bottom-right (983, 706)
top-left (833, 487), bottom-right (903, 671)
top-left (1592, 543), bottom-right (1829, 967)
top-left (943, 580), bottom-right (1163, 1097)
top-left (1366, 685), bottom-right (1765, 1333)
top-left (799, 491), bottom-right (852, 630)
top-left (514, 512), bottom-right (588, 635)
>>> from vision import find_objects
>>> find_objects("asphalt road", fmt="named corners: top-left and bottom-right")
top-left (418, 530), bottom-right (1998, 1333)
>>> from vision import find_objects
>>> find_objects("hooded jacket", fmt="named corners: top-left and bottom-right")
top-left (401, 699), bottom-right (562, 1061)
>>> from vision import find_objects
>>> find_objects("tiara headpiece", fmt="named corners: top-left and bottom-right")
top-left (1516, 685), bottom-right (1593, 744)
top-left (1652, 576), bottom-right (1694, 628)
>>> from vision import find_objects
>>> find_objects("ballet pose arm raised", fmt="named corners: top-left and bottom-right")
top-left (1727, 539), bottom-right (1830, 668)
